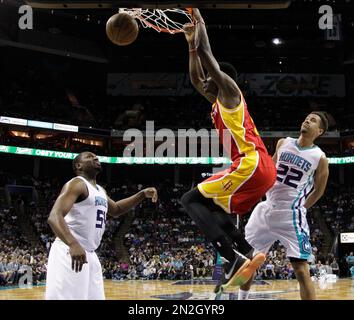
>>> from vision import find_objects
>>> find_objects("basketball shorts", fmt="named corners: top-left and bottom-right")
top-left (197, 151), bottom-right (276, 215)
top-left (45, 239), bottom-right (105, 300)
top-left (245, 201), bottom-right (312, 260)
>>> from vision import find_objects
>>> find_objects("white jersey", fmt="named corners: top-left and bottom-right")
top-left (246, 137), bottom-right (325, 260)
top-left (63, 176), bottom-right (108, 252)
top-left (267, 137), bottom-right (325, 207)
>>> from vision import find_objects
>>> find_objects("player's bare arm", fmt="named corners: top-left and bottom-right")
top-left (304, 155), bottom-right (329, 209)
top-left (193, 8), bottom-right (241, 108)
top-left (272, 138), bottom-right (286, 163)
top-left (107, 187), bottom-right (158, 218)
top-left (183, 23), bottom-right (215, 103)
top-left (47, 178), bottom-right (88, 272)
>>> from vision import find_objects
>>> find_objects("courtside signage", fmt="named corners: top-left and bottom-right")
top-left (0, 145), bottom-right (352, 165)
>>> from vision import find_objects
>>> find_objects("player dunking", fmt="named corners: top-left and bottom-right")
top-left (45, 151), bottom-right (157, 300)
top-left (181, 9), bottom-right (277, 291)
top-left (239, 112), bottom-right (329, 300)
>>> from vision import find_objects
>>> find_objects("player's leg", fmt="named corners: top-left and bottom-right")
top-left (231, 155), bottom-right (276, 295)
top-left (181, 188), bottom-right (250, 288)
top-left (88, 252), bottom-right (105, 300)
top-left (277, 207), bottom-right (315, 300)
top-left (225, 151), bottom-right (276, 257)
top-left (212, 211), bottom-right (253, 256)
top-left (238, 202), bottom-right (275, 299)
top-left (211, 209), bottom-right (267, 295)
top-left (238, 273), bottom-right (255, 299)
top-left (290, 258), bottom-right (316, 300)
top-left (45, 240), bottom-right (89, 300)
top-left (188, 164), bottom-right (273, 290)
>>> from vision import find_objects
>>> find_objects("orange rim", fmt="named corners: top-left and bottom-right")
top-left (186, 8), bottom-right (196, 22)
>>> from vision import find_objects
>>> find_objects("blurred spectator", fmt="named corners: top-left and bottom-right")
top-left (0, 206), bottom-right (47, 287)
top-left (350, 265), bottom-right (354, 279)
top-left (346, 252), bottom-right (354, 268)
top-left (330, 258), bottom-right (339, 276)
top-left (263, 260), bottom-right (276, 280)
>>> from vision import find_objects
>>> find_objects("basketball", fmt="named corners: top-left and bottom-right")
top-left (106, 12), bottom-right (139, 46)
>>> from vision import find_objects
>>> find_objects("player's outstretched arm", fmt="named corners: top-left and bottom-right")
top-left (193, 9), bottom-right (240, 104)
top-left (304, 155), bottom-right (329, 209)
top-left (47, 178), bottom-right (88, 272)
top-left (107, 187), bottom-right (158, 218)
top-left (183, 23), bottom-right (215, 103)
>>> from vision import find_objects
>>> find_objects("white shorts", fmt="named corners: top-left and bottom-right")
top-left (45, 239), bottom-right (105, 300)
top-left (245, 201), bottom-right (311, 260)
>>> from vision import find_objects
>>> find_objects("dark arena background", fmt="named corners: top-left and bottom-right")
top-left (0, 0), bottom-right (354, 302)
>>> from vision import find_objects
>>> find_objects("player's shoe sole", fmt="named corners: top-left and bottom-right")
top-left (214, 257), bottom-right (250, 295)
top-left (220, 252), bottom-right (266, 290)
top-left (220, 258), bottom-right (250, 291)
top-left (232, 252), bottom-right (266, 287)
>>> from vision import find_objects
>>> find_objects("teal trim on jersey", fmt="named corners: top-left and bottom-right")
top-left (294, 139), bottom-right (318, 151)
top-left (291, 176), bottom-right (312, 260)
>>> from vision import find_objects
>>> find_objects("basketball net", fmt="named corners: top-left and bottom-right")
top-left (118, 8), bottom-right (195, 34)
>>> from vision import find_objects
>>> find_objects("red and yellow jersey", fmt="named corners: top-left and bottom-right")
top-left (199, 94), bottom-right (276, 215)
top-left (211, 94), bottom-right (267, 162)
